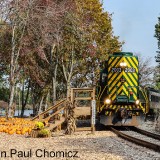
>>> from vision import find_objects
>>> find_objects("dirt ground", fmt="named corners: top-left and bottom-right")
top-left (0, 121), bottom-right (160, 160)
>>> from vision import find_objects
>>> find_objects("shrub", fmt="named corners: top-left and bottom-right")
top-left (38, 129), bottom-right (50, 137)
top-left (34, 121), bottom-right (44, 130)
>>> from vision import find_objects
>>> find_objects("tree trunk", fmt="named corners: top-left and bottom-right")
top-left (21, 79), bottom-right (30, 117)
top-left (62, 52), bottom-right (73, 100)
top-left (67, 80), bottom-right (71, 100)
top-left (18, 89), bottom-right (20, 117)
top-left (38, 96), bottom-right (44, 114)
top-left (51, 44), bottom-right (58, 105)
top-left (44, 92), bottom-right (49, 111)
top-left (8, 84), bottom-right (15, 118)
top-left (52, 63), bottom-right (57, 104)
top-left (8, 25), bottom-right (16, 118)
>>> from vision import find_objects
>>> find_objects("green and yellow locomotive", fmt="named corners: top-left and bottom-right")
top-left (97, 52), bottom-right (148, 126)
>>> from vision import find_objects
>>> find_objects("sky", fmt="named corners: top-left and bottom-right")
top-left (103, 0), bottom-right (160, 66)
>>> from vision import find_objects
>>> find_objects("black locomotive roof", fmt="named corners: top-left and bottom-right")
top-left (112, 52), bottom-right (133, 56)
top-left (148, 87), bottom-right (160, 93)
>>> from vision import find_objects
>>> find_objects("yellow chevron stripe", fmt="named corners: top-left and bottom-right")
top-left (132, 57), bottom-right (138, 66)
top-left (108, 57), bottom-right (124, 79)
top-left (110, 83), bottom-right (122, 100)
top-left (108, 56), bottom-right (139, 103)
top-left (117, 87), bottom-right (125, 96)
top-left (100, 104), bottom-right (105, 111)
top-left (113, 105), bottom-right (116, 109)
top-left (129, 105), bottom-right (132, 110)
top-left (123, 75), bottom-right (137, 100)
top-left (108, 64), bottom-right (123, 82)
top-left (123, 84), bottom-right (129, 96)
top-left (109, 71), bottom-right (123, 89)
top-left (125, 57), bottom-right (138, 73)
top-left (140, 103), bottom-right (145, 112)
top-left (123, 73), bottom-right (138, 86)
top-left (109, 81), bottom-right (121, 96)
top-left (121, 86), bottom-right (128, 96)
top-left (105, 104), bottom-right (140, 112)
top-left (108, 73), bottom-right (119, 86)
top-left (127, 73), bottom-right (138, 85)
top-left (105, 111), bottom-right (109, 115)
top-left (108, 57), bottom-right (119, 72)
top-left (108, 57), bottom-right (114, 65)
top-left (123, 57), bottom-right (138, 80)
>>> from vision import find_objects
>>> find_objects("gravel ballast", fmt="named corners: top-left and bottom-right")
top-left (0, 130), bottom-right (160, 160)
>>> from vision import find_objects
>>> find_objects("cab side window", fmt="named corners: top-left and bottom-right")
top-left (102, 73), bottom-right (107, 83)
top-left (151, 95), bottom-right (160, 102)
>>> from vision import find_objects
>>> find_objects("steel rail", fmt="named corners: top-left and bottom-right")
top-left (130, 127), bottom-right (160, 141)
top-left (110, 127), bottom-right (160, 153)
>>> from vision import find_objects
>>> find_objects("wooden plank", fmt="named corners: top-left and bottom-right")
top-left (74, 97), bottom-right (92, 100)
top-left (44, 106), bottom-right (65, 121)
top-left (71, 88), bottom-right (74, 102)
top-left (74, 107), bottom-right (90, 116)
top-left (92, 87), bottom-right (96, 100)
top-left (72, 88), bottom-right (93, 92)
top-left (75, 127), bottom-right (92, 131)
top-left (31, 99), bottom-right (66, 121)
top-left (47, 117), bottom-right (65, 131)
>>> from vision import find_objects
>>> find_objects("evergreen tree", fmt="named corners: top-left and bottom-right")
top-left (154, 17), bottom-right (160, 88)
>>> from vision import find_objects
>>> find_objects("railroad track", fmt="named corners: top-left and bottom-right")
top-left (110, 127), bottom-right (160, 153)
top-left (130, 126), bottom-right (160, 141)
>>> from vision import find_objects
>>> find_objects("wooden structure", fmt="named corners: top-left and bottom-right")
top-left (70, 88), bottom-right (96, 133)
top-left (31, 99), bottom-right (67, 131)
top-left (31, 87), bottom-right (96, 134)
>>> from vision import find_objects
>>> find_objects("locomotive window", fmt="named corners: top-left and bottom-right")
top-left (151, 95), bottom-right (160, 102)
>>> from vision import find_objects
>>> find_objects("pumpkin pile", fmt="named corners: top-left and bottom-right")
top-left (0, 117), bottom-right (36, 135)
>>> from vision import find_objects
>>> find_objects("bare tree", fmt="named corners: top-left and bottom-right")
top-left (137, 54), bottom-right (154, 86)
top-left (0, 0), bottom-right (33, 117)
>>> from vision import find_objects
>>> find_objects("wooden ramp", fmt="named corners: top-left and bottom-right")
top-left (31, 99), bottom-right (67, 131)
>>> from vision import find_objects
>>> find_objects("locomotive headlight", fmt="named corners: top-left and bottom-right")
top-left (135, 100), bottom-right (140, 105)
top-left (105, 98), bottom-right (111, 104)
top-left (120, 62), bottom-right (124, 67)
top-left (120, 62), bottom-right (127, 67)
top-left (123, 62), bottom-right (127, 67)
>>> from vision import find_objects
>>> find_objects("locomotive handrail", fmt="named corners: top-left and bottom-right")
top-left (138, 86), bottom-right (149, 113)
top-left (96, 85), bottom-right (102, 100)
top-left (97, 84), bottom-right (108, 100)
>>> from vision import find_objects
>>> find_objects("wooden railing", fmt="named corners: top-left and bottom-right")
top-left (31, 99), bottom-right (67, 121)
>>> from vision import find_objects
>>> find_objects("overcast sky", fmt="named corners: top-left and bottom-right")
top-left (103, 0), bottom-right (160, 66)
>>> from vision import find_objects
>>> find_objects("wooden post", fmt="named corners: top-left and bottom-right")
top-left (91, 87), bottom-right (96, 134)
top-left (71, 88), bottom-right (74, 103)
